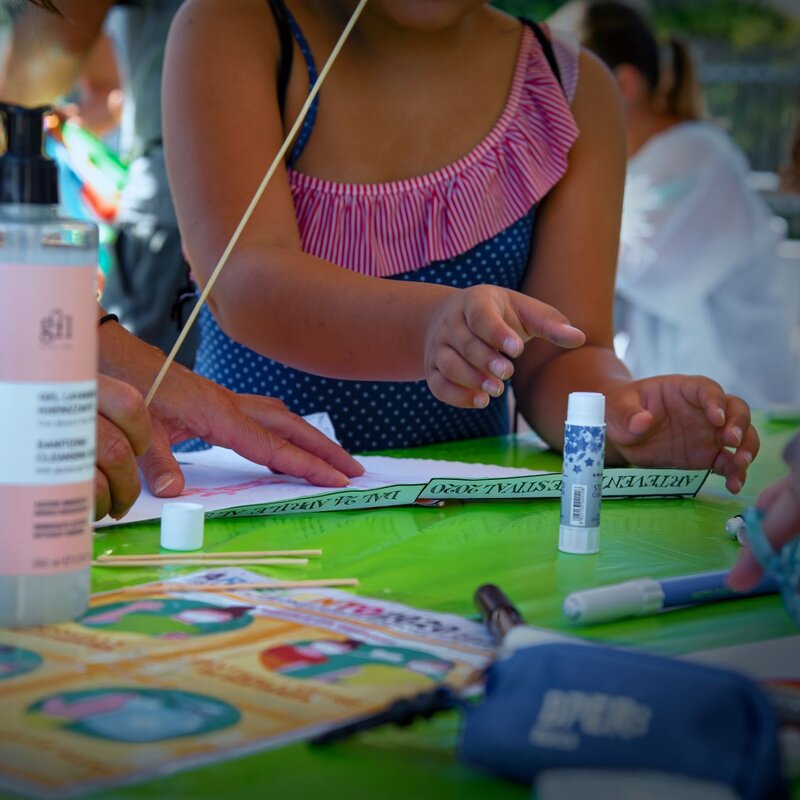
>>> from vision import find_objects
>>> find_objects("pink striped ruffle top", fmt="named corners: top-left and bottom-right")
top-left (287, 26), bottom-right (580, 278)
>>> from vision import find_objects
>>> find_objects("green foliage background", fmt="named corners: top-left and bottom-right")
top-left (492, 1), bottom-right (800, 50)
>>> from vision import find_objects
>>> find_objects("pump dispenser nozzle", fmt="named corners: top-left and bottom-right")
top-left (0, 102), bottom-right (58, 205)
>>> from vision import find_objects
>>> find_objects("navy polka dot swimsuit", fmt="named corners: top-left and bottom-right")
top-left (188, 11), bottom-right (578, 453)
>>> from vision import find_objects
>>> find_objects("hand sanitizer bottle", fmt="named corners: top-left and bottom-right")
top-left (0, 104), bottom-right (97, 626)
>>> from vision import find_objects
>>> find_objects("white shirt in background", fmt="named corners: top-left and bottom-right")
top-left (616, 121), bottom-right (795, 407)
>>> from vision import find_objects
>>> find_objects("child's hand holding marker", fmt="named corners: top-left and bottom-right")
top-left (603, 375), bottom-right (759, 493)
top-left (729, 432), bottom-right (800, 594)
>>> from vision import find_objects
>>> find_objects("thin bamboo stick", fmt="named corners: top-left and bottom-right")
top-left (113, 578), bottom-right (359, 596)
top-left (143, 0), bottom-right (368, 406)
top-left (96, 549), bottom-right (321, 561)
top-left (92, 558), bottom-right (308, 568)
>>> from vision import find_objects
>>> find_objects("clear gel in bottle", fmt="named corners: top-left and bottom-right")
top-left (0, 104), bottom-right (97, 626)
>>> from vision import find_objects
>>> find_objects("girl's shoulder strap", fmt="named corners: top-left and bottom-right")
top-left (266, 0), bottom-right (294, 117)
top-left (520, 19), bottom-right (564, 94)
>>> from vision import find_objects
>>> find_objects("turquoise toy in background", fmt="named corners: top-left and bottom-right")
top-left (43, 114), bottom-right (128, 288)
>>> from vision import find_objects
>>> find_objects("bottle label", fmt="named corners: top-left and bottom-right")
top-left (0, 264), bottom-right (97, 575)
top-left (560, 423), bottom-right (606, 529)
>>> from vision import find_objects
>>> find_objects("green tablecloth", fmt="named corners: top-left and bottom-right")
top-left (4, 417), bottom-right (799, 799)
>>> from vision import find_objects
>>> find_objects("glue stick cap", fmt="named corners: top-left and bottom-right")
top-left (566, 392), bottom-right (605, 427)
top-left (160, 502), bottom-right (204, 551)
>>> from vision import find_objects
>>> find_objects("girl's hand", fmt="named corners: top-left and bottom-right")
top-left (422, 284), bottom-right (585, 408)
top-left (606, 375), bottom-right (759, 493)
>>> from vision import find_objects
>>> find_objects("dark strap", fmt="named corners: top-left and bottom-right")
top-left (521, 19), bottom-right (564, 94)
top-left (266, 0), bottom-right (294, 118)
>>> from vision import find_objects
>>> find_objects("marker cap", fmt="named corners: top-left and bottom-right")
top-left (558, 525), bottom-right (600, 555)
top-left (563, 578), bottom-right (665, 624)
top-left (566, 392), bottom-right (605, 427)
top-left (160, 502), bottom-right (204, 551)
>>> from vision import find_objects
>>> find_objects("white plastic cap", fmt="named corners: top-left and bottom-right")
top-left (558, 524), bottom-right (600, 555)
top-left (563, 578), bottom-right (665, 624)
top-left (500, 624), bottom-right (580, 657)
top-left (566, 392), bottom-right (605, 426)
top-left (160, 502), bottom-right (204, 551)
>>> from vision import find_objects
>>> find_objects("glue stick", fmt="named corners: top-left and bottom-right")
top-left (0, 104), bottom-right (97, 626)
top-left (558, 392), bottom-right (605, 555)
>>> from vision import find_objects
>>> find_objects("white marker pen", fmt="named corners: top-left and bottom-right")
top-left (558, 392), bottom-right (606, 555)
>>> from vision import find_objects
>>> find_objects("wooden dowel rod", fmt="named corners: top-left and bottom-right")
top-left (96, 549), bottom-right (321, 561)
top-left (143, 0), bottom-right (368, 406)
top-left (112, 578), bottom-right (359, 596)
top-left (91, 558), bottom-right (308, 568)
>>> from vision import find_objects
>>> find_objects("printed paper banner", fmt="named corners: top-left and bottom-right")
top-left (96, 445), bottom-right (709, 528)
top-left (419, 468), bottom-right (709, 501)
top-left (0, 569), bottom-right (494, 799)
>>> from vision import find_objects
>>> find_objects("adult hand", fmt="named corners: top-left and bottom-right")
top-left (423, 284), bottom-right (586, 409)
top-left (605, 375), bottom-right (759, 493)
top-left (95, 374), bottom-right (151, 520)
top-left (137, 368), bottom-right (365, 499)
top-left (728, 432), bottom-right (800, 591)
top-left (96, 313), bottom-right (364, 519)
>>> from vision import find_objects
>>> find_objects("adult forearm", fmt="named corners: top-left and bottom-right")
top-left (98, 312), bottom-right (170, 393)
top-left (207, 245), bottom-right (456, 382)
top-left (0, 3), bottom-right (110, 105)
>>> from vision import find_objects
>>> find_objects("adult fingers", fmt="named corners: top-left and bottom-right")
top-left (97, 374), bottom-right (151, 457)
top-left (199, 395), bottom-right (358, 486)
top-left (727, 546), bottom-right (764, 591)
top-left (224, 395), bottom-right (364, 479)
top-left (138, 416), bottom-right (185, 497)
top-left (757, 476), bottom-right (792, 511)
top-left (95, 414), bottom-right (141, 519)
top-left (232, 420), bottom-right (352, 487)
top-left (728, 481), bottom-right (800, 591)
top-left (94, 467), bottom-right (111, 521)
top-left (759, 480), bottom-right (800, 554)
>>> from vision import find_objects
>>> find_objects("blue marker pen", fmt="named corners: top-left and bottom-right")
top-left (563, 569), bottom-right (781, 625)
top-left (559, 392), bottom-right (606, 555)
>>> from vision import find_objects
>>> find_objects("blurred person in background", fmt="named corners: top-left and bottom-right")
top-left (779, 116), bottom-right (800, 194)
top-left (0, 0), bottom-right (198, 367)
top-left (567, 1), bottom-right (794, 406)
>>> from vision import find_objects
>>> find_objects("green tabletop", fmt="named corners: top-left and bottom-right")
top-left (3, 417), bottom-right (799, 799)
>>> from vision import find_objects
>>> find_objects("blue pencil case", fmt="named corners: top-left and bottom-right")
top-left (459, 642), bottom-right (787, 800)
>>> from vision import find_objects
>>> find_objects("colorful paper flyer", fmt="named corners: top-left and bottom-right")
top-left (0, 569), bottom-right (494, 799)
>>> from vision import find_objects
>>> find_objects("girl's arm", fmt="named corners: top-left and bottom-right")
top-left (512, 51), bottom-right (758, 491)
top-left (513, 50), bottom-right (628, 443)
top-left (162, 0), bottom-right (583, 410)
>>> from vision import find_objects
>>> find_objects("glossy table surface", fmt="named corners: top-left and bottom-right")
top-left (3, 416), bottom-right (799, 799)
